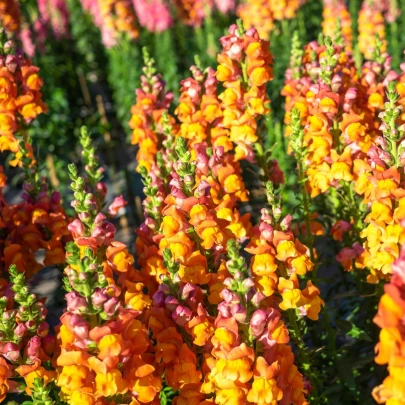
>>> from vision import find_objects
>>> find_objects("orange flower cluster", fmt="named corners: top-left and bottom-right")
top-left (201, 223), bottom-right (318, 405)
top-left (129, 22), bottom-right (323, 404)
top-left (216, 23), bottom-right (273, 161)
top-left (175, 66), bottom-right (222, 148)
top-left (134, 24), bottom-right (273, 295)
top-left (57, 308), bottom-right (160, 405)
top-left (238, 0), bottom-right (305, 39)
top-left (172, 0), bottom-right (208, 27)
top-left (0, 265), bottom-right (56, 402)
top-left (269, 0), bottom-right (303, 21)
top-left (358, 0), bottom-right (387, 60)
top-left (159, 175), bottom-right (249, 280)
top-left (283, 33), bottom-right (403, 201)
top-left (0, 0), bottom-right (20, 33)
top-left (282, 34), bottom-right (405, 283)
top-left (246, 205), bottom-right (322, 319)
top-left (282, 37), bottom-right (366, 198)
top-left (0, 42), bottom-right (47, 158)
top-left (0, 37), bottom-right (69, 399)
top-left (97, 0), bottom-right (139, 45)
top-left (203, 313), bottom-right (308, 405)
top-left (0, 177), bottom-right (70, 280)
top-left (55, 158), bottom-right (160, 405)
top-left (237, 0), bottom-right (274, 39)
top-left (147, 23), bottom-right (273, 166)
top-left (131, 137), bottom-right (235, 403)
top-left (352, 81), bottom-right (405, 283)
top-left (138, 138), bottom-right (320, 403)
top-left (322, 0), bottom-right (353, 51)
top-left (129, 51), bottom-right (174, 172)
top-left (0, 47), bottom-right (64, 280)
top-left (372, 245), bottom-right (405, 404)
top-left (134, 123), bottom-right (249, 297)
top-left (148, 280), bottom-right (212, 404)
top-left (175, 64), bottom-right (253, 200)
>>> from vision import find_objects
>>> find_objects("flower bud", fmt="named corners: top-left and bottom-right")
top-left (103, 297), bottom-right (121, 317)
top-left (94, 213), bottom-right (106, 226)
top-left (3, 342), bottom-right (20, 361)
top-left (91, 289), bottom-right (108, 308)
top-left (41, 335), bottom-right (56, 356)
top-left (251, 291), bottom-right (266, 307)
top-left (25, 319), bottom-right (36, 330)
top-left (51, 191), bottom-right (62, 205)
top-left (164, 295), bottom-right (179, 311)
top-left (232, 304), bottom-right (247, 322)
top-left (153, 290), bottom-right (166, 307)
top-left (4, 40), bottom-right (16, 54)
top-left (69, 314), bottom-right (89, 339)
top-left (15, 323), bottom-right (27, 337)
top-left (221, 289), bottom-right (239, 304)
top-left (37, 321), bottom-right (49, 337)
top-left (27, 336), bottom-right (41, 360)
top-left (68, 219), bottom-right (85, 237)
top-left (181, 283), bottom-right (195, 300)
top-left (242, 278), bottom-right (255, 290)
top-left (79, 212), bottom-right (91, 221)
top-left (172, 305), bottom-right (192, 326)
top-left (250, 309), bottom-right (268, 337)
top-left (66, 292), bottom-right (88, 313)
top-left (5, 54), bottom-right (17, 73)
top-left (108, 195), bottom-right (127, 217)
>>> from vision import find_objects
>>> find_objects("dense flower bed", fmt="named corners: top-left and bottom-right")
top-left (0, 1), bottom-right (405, 404)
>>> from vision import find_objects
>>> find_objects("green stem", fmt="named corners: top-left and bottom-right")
top-left (203, 5), bottom-right (217, 62)
top-left (390, 21), bottom-right (399, 69)
top-left (349, 0), bottom-right (359, 45)
top-left (298, 160), bottom-right (315, 263)
top-left (241, 61), bottom-right (249, 85)
top-left (332, 118), bottom-right (342, 153)
top-left (389, 0), bottom-right (400, 69)
top-left (289, 309), bottom-right (320, 403)
top-left (195, 27), bottom-right (206, 59)
top-left (297, 9), bottom-right (306, 41)
top-left (279, 265), bottom-right (319, 402)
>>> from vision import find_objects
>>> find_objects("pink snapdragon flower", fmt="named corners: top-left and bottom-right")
top-left (133, 0), bottom-right (172, 32)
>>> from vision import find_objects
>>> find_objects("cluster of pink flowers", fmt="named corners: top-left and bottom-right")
top-left (79, 0), bottom-right (237, 46)
top-left (37, 0), bottom-right (70, 40)
top-left (132, 0), bottom-right (172, 33)
top-left (1, 0), bottom-right (70, 56)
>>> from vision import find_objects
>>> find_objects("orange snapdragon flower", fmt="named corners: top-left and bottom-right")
top-left (322, 0), bottom-right (353, 51)
top-left (0, 0), bottom-right (21, 33)
top-left (247, 357), bottom-right (283, 404)
top-left (216, 24), bottom-right (273, 161)
top-left (129, 52), bottom-right (175, 172)
top-left (0, 357), bottom-right (13, 402)
top-left (245, 211), bottom-right (322, 320)
top-left (0, 41), bottom-right (47, 160)
top-left (373, 246), bottom-right (405, 404)
top-left (358, 0), bottom-right (387, 60)
top-left (98, 0), bottom-right (139, 42)
top-left (165, 344), bottom-right (202, 389)
top-left (238, 0), bottom-right (304, 40)
top-left (172, 0), bottom-right (207, 27)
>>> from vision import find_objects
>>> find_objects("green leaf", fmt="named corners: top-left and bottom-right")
top-left (336, 319), bottom-right (372, 342)
top-left (336, 356), bottom-right (358, 399)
